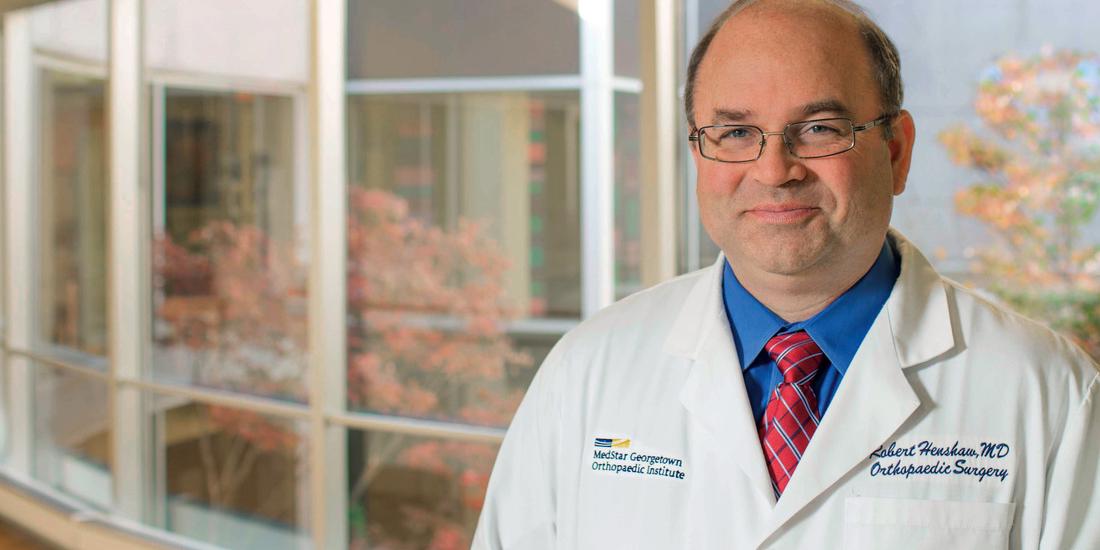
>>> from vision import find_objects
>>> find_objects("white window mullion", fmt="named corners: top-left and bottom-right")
top-left (579, 0), bottom-right (615, 317)
top-left (3, 9), bottom-right (35, 477)
top-left (640, 0), bottom-right (679, 285)
top-left (107, 0), bottom-right (146, 522)
top-left (309, 0), bottom-right (348, 548)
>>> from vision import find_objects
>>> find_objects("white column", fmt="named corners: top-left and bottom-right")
top-left (309, 0), bottom-right (348, 547)
top-left (640, 0), bottom-right (679, 285)
top-left (579, 0), bottom-right (615, 316)
top-left (461, 94), bottom-right (532, 312)
top-left (107, 0), bottom-right (147, 521)
top-left (3, 10), bottom-right (34, 476)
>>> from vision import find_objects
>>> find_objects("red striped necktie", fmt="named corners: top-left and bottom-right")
top-left (760, 330), bottom-right (827, 497)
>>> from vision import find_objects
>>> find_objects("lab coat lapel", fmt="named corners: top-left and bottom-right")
top-left (758, 311), bottom-right (919, 543)
top-left (667, 232), bottom-right (957, 547)
top-left (754, 230), bottom-right (956, 546)
top-left (669, 258), bottom-right (777, 508)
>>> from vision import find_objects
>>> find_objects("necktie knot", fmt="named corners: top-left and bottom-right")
top-left (765, 330), bottom-right (826, 385)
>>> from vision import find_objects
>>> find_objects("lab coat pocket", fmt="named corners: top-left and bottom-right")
top-left (844, 496), bottom-right (1015, 550)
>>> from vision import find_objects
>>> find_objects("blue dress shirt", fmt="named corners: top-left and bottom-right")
top-left (721, 239), bottom-right (901, 428)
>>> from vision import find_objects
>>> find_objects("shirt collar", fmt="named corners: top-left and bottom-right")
top-left (721, 238), bottom-right (901, 373)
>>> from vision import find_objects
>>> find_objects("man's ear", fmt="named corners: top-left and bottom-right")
top-left (888, 110), bottom-right (916, 196)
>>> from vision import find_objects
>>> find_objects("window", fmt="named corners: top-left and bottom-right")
top-left (1, 1), bottom-right (673, 548)
top-left (23, 0), bottom-right (111, 509)
top-left (152, 88), bottom-right (309, 401)
top-left (346, 92), bottom-right (582, 324)
top-left (141, 0), bottom-right (313, 545)
top-left (614, 91), bottom-right (643, 299)
top-left (148, 396), bottom-right (309, 548)
top-left (346, 429), bottom-right (498, 548)
top-left (345, 90), bottom-right (582, 546)
top-left (32, 363), bottom-right (111, 509)
top-left (36, 69), bottom-right (108, 360)
top-left (615, 0), bottom-right (641, 78)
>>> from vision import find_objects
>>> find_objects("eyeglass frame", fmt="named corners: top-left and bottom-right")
top-left (688, 113), bottom-right (896, 163)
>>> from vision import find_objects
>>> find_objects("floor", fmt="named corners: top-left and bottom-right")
top-left (0, 519), bottom-right (53, 550)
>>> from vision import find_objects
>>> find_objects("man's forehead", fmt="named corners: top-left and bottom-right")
top-left (717, 1), bottom-right (862, 51)
top-left (709, 0), bottom-right (866, 63)
top-left (694, 2), bottom-right (876, 119)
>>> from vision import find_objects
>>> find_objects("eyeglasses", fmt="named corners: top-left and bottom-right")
top-left (688, 115), bottom-right (894, 163)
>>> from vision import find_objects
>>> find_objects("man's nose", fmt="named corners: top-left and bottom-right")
top-left (751, 134), bottom-right (806, 186)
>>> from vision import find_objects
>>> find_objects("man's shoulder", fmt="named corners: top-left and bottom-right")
top-left (891, 231), bottom-right (1096, 383)
top-left (553, 265), bottom-right (713, 359)
top-left (596, 266), bottom-right (710, 322)
top-left (938, 275), bottom-right (1099, 389)
top-left (943, 275), bottom-right (1075, 351)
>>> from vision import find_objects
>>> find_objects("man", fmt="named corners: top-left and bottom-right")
top-left (472, 1), bottom-right (1100, 548)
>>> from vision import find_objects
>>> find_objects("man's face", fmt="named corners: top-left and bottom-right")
top-left (691, 4), bottom-right (913, 283)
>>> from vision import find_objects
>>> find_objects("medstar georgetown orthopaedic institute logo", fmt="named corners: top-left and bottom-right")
top-left (594, 438), bottom-right (631, 449)
top-left (590, 436), bottom-right (686, 480)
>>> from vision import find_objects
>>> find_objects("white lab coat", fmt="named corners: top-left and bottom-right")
top-left (471, 230), bottom-right (1100, 550)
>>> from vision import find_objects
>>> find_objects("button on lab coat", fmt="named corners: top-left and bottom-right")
top-left (472, 230), bottom-right (1100, 549)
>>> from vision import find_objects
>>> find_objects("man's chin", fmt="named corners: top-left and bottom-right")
top-left (758, 258), bottom-right (821, 277)
top-left (733, 242), bottom-right (827, 278)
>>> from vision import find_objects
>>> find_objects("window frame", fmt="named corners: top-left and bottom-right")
top-left (0, 1), bottom-right (676, 548)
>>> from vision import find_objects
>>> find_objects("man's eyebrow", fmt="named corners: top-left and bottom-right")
top-left (708, 101), bottom-right (854, 125)
top-left (710, 108), bottom-right (752, 124)
top-left (800, 99), bottom-right (854, 119)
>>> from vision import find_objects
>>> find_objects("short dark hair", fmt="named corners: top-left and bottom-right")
top-left (684, 0), bottom-right (903, 134)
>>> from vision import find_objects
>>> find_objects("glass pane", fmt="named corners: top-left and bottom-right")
top-left (36, 69), bottom-right (108, 359)
top-left (615, 92), bottom-right (643, 299)
top-left (148, 395), bottom-right (310, 549)
top-left (32, 363), bottom-right (112, 509)
top-left (347, 0), bottom-right (580, 79)
top-left (347, 429), bottom-right (498, 549)
top-left (346, 92), bottom-right (580, 424)
top-left (615, 0), bottom-right (641, 78)
top-left (151, 88), bottom-right (310, 401)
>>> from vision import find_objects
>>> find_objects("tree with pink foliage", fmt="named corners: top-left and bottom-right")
top-left (155, 187), bottom-right (532, 548)
top-left (940, 48), bottom-right (1100, 359)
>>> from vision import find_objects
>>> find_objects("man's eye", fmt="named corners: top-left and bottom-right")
top-left (804, 123), bottom-right (841, 135)
top-left (719, 127), bottom-right (752, 139)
